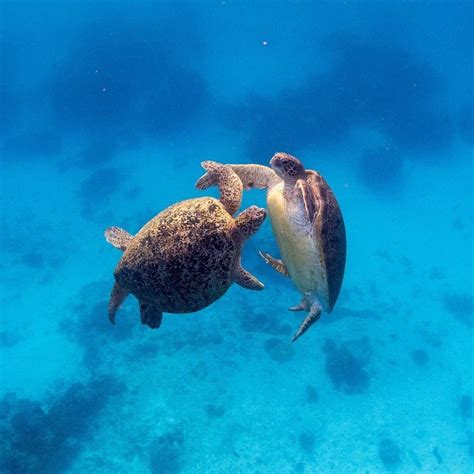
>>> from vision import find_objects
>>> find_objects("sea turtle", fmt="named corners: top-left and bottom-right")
top-left (105, 161), bottom-right (266, 329)
top-left (219, 152), bottom-right (346, 342)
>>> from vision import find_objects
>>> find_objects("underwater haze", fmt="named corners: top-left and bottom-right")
top-left (1, 1), bottom-right (473, 472)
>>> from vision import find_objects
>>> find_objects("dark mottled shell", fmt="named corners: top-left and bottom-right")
top-left (306, 170), bottom-right (346, 311)
top-left (114, 197), bottom-right (239, 313)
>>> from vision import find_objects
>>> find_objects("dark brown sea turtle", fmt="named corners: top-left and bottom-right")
top-left (222, 153), bottom-right (346, 342)
top-left (105, 161), bottom-right (266, 329)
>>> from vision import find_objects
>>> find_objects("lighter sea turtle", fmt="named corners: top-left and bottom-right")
top-left (105, 161), bottom-right (266, 329)
top-left (223, 152), bottom-right (346, 342)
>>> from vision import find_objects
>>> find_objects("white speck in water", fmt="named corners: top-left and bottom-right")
top-left (262, 40), bottom-right (268, 46)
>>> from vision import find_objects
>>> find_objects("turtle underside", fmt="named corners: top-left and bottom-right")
top-left (267, 170), bottom-right (346, 312)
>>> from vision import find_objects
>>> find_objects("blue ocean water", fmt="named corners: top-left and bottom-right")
top-left (0, 0), bottom-right (473, 472)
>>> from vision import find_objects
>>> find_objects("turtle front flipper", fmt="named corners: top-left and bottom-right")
top-left (108, 282), bottom-right (129, 324)
top-left (228, 164), bottom-right (280, 190)
top-left (296, 179), bottom-right (319, 224)
top-left (195, 161), bottom-right (243, 215)
top-left (292, 302), bottom-right (322, 343)
top-left (233, 264), bottom-right (264, 290)
top-left (139, 301), bottom-right (163, 329)
top-left (105, 226), bottom-right (134, 251)
top-left (259, 251), bottom-right (289, 277)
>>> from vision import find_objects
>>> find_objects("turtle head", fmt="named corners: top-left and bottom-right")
top-left (234, 206), bottom-right (267, 242)
top-left (270, 152), bottom-right (306, 183)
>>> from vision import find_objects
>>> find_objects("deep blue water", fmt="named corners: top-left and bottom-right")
top-left (1, 1), bottom-right (473, 472)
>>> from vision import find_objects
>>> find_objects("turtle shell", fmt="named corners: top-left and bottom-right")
top-left (305, 170), bottom-right (346, 311)
top-left (114, 197), bottom-right (240, 313)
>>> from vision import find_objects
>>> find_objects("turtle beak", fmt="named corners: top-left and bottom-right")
top-left (250, 205), bottom-right (267, 223)
top-left (270, 154), bottom-right (283, 176)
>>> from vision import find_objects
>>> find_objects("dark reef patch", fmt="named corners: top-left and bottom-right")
top-left (241, 308), bottom-right (292, 336)
top-left (264, 337), bottom-right (295, 363)
top-left (327, 306), bottom-right (381, 323)
top-left (357, 147), bottom-right (404, 195)
top-left (429, 266), bottom-right (445, 281)
top-left (458, 101), bottom-right (474, 144)
top-left (294, 462), bottom-right (305, 473)
top-left (0, 41), bottom-right (20, 134)
top-left (0, 331), bottom-right (20, 348)
top-left (47, 16), bottom-right (207, 146)
top-left (443, 292), bottom-right (473, 327)
top-left (78, 167), bottom-right (124, 221)
top-left (322, 338), bottom-right (372, 394)
top-left (79, 167), bottom-right (123, 203)
top-left (205, 404), bottom-right (226, 419)
top-left (0, 216), bottom-right (69, 278)
top-left (128, 340), bottom-right (161, 362)
top-left (0, 376), bottom-right (125, 473)
top-left (60, 282), bottom-right (135, 370)
top-left (411, 349), bottom-right (429, 366)
top-left (171, 327), bottom-right (223, 353)
top-left (299, 431), bottom-right (315, 454)
top-left (378, 438), bottom-right (401, 469)
top-left (47, 376), bottom-right (125, 439)
top-left (432, 446), bottom-right (443, 464)
top-left (1, 130), bottom-right (62, 160)
top-left (460, 395), bottom-right (473, 419)
top-left (468, 432), bottom-right (474, 458)
top-left (150, 427), bottom-right (184, 474)
top-left (223, 33), bottom-right (453, 162)
top-left (21, 252), bottom-right (45, 270)
top-left (77, 139), bottom-right (120, 168)
top-left (306, 385), bottom-right (319, 404)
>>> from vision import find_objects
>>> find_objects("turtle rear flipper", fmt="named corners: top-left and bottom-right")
top-left (292, 302), bottom-right (322, 343)
top-left (259, 250), bottom-right (289, 277)
top-left (105, 226), bottom-right (133, 251)
top-left (108, 282), bottom-right (129, 324)
top-left (195, 161), bottom-right (243, 215)
top-left (233, 264), bottom-right (264, 290)
top-left (139, 301), bottom-right (163, 329)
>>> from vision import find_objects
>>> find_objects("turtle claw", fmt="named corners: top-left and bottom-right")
top-left (195, 173), bottom-right (212, 190)
top-left (195, 161), bottom-right (220, 190)
top-left (195, 175), bottom-right (210, 190)
top-left (289, 300), bottom-right (307, 312)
